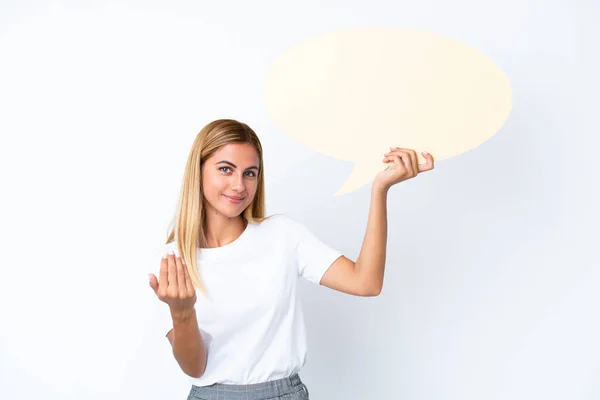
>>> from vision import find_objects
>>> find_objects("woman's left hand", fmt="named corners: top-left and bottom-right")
top-left (374, 146), bottom-right (435, 191)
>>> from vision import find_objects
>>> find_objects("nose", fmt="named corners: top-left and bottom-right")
top-left (231, 173), bottom-right (246, 192)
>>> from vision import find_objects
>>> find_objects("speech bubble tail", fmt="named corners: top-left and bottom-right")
top-left (334, 161), bottom-right (387, 196)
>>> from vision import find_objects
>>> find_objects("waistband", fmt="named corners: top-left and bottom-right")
top-left (190, 373), bottom-right (305, 400)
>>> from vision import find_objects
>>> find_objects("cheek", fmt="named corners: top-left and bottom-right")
top-left (249, 186), bottom-right (258, 198)
top-left (202, 180), bottom-right (223, 200)
top-left (204, 175), bottom-right (224, 191)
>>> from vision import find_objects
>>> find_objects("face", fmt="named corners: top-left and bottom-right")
top-left (201, 142), bottom-right (260, 218)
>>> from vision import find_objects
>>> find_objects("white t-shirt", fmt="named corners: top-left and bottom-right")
top-left (154, 213), bottom-right (343, 386)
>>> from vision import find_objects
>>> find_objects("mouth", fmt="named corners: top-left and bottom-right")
top-left (224, 195), bottom-right (245, 203)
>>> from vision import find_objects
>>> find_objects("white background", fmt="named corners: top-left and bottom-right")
top-left (0, 1), bottom-right (598, 399)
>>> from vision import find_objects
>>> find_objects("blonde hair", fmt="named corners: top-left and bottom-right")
top-left (166, 119), bottom-right (276, 299)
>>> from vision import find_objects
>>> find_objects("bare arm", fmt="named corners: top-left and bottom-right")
top-left (354, 183), bottom-right (388, 295)
top-left (149, 252), bottom-right (207, 379)
top-left (167, 309), bottom-right (207, 379)
top-left (354, 147), bottom-right (434, 294)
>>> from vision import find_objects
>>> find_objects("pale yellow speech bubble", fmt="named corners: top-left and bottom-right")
top-left (262, 26), bottom-right (512, 195)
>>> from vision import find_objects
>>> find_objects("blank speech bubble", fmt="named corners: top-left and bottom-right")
top-left (262, 26), bottom-right (512, 195)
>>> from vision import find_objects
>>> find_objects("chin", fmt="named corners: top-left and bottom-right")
top-left (219, 204), bottom-right (247, 217)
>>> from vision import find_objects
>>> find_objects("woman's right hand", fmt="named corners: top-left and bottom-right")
top-left (149, 251), bottom-right (197, 316)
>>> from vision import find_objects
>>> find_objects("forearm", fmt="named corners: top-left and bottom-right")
top-left (170, 309), bottom-right (207, 378)
top-left (355, 183), bottom-right (389, 295)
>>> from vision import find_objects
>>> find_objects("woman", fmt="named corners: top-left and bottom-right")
top-left (148, 119), bottom-right (434, 399)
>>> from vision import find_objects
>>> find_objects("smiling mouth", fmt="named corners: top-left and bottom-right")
top-left (224, 195), bottom-right (245, 201)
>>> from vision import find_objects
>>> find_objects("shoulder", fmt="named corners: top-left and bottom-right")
top-left (259, 213), bottom-right (302, 231)
top-left (269, 213), bottom-right (300, 224)
top-left (254, 213), bottom-right (293, 227)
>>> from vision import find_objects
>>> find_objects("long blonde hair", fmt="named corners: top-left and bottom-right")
top-left (166, 119), bottom-right (275, 299)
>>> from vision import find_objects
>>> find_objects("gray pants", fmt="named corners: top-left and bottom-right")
top-left (187, 373), bottom-right (310, 400)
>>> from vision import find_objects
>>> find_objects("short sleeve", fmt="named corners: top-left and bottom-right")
top-left (286, 216), bottom-right (343, 285)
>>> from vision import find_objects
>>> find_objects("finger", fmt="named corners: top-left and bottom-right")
top-left (167, 253), bottom-right (178, 292)
top-left (176, 256), bottom-right (186, 295)
top-left (182, 258), bottom-right (194, 294)
top-left (384, 148), bottom-right (408, 163)
top-left (394, 147), bottom-right (418, 176)
top-left (388, 154), bottom-right (405, 174)
top-left (159, 255), bottom-right (168, 290)
top-left (418, 152), bottom-right (434, 172)
top-left (389, 147), bottom-right (432, 174)
top-left (185, 271), bottom-right (196, 298)
top-left (391, 153), bottom-right (413, 176)
top-left (384, 147), bottom-right (411, 162)
top-left (401, 154), bottom-right (414, 176)
top-left (148, 273), bottom-right (158, 293)
top-left (383, 155), bottom-right (397, 168)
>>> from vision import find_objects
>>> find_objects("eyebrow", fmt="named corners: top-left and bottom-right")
top-left (216, 160), bottom-right (259, 171)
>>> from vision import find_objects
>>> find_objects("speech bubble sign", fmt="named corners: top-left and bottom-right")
top-left (262, 26), bottom-right (512, 195)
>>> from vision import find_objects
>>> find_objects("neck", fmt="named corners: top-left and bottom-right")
top-left (203, 215), bottom-right (247, 248)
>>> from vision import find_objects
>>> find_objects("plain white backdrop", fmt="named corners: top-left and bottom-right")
top-left (0, 1), bottom-right (598, 399)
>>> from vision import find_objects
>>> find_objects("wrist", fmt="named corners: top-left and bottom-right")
top-left (372, 181), bottom-right (389, 195)
top-left (170, 308), bottom-right (196, 324)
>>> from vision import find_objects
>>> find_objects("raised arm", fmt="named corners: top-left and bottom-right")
top-left (149, 252), bottom-right (207, 378)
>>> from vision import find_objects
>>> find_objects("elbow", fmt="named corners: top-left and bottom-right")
top-left (173, 347), bottom-right (207, 379)
top-left (189, 370), bottom-right (204, 379)
top-left (185, 364), bottom-right (206, 379)
top-left (362, 285), bottom-right (382, 297)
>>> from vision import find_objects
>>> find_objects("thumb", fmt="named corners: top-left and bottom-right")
top-left (148, 274), bottom-right (158, 293)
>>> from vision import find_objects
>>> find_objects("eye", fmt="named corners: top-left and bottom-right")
top-left (219, 167), bottom-right (256, 177)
